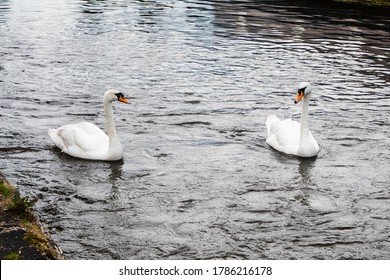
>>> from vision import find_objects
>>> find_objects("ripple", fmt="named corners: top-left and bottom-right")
top-left (1, 0), bottom-right (389, 260)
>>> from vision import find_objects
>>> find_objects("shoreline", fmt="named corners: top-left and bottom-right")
top-left (0, 172), bottom-right (64, 260)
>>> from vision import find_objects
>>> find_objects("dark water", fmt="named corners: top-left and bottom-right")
top-left (1, 0), bottom-right (389, 259)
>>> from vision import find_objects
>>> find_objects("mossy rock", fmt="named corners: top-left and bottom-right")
top-left (0, 172), bottom-right (64, 260)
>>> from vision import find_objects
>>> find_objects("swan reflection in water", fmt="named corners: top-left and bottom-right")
top-left (298, 157), bottom-right (317, 186)
top-left (108, 161), bottom-right (123, 201)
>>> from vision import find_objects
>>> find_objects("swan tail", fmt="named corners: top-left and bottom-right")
top-left (266, 114), bottom-right (281, 136)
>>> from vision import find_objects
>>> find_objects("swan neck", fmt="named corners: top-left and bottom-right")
top-left (103, 98), bottom-right (124, 160)
top-left (300, 95), bottom-right (311, 139)
top-left (104, 100), bottom-right (119, 142)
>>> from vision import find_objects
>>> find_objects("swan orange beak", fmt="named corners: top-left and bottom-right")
top-left (294, 90), bottom-right (304, 104)
top-left (118, 96), bottom-right (129, 103)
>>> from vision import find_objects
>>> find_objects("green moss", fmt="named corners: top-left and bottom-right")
top-left (21, 219), bottom-right (30, 225)
top-left (0, 182), bottom-right (12, 197)
top-left (0, 179), bottom-right (36, 214)
top-left (23, 223), bottom-right (57, 259)
top-left (8, 191), bottom-right (37, 214)
top-left (24, 231), bottom-right (46, 248)
top-left (4, 252), bottom-right (21, 260)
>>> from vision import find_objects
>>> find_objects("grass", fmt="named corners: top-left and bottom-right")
top-left (0, 181), bottom-right (14, 210)
top-left (7, 191), bottom-right (37, 214)
top-left (0, 182), bottom-right (11, 197)
top-left (23, 221), bottom-right (58, 259)
top-left (0, 181), bottom-right (36, 215)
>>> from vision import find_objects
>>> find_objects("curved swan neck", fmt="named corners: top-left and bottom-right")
top-left (102, 94), bottom-right (124, 160)
top-left (300, 95), bottom-right (311, 139)
top-left (103, 99), bottom-right (122, 154)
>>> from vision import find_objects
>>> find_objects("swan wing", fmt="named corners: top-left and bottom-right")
top-left (48, 122), bottom-right (109, 159)
top-left (266, 115), bottom-right (300, 155)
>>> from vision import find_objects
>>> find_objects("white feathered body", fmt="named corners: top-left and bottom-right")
top-left (48, 89), bottom-right (126, 161)
top-left (49, 121), bottom-right (123, 160)
top-left (265, 82), bottom-right (319, 158)
top-left (266, 115), bottom-right (319, 157)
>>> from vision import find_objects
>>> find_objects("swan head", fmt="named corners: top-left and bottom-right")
top-left (294, 82), bottom-right (312, 104)
top-left (104, 89), bottom-right (129, 104)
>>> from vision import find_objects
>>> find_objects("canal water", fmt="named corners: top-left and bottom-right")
top-left (0, 0), bottom-right (389, 259)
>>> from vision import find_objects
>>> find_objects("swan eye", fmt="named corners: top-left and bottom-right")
top-left (295, 88), bottom-right (305, 104)
top-left (298, 86), bottom-right (307, 94)
top-left (115, 92), bottom-right (129, 103)
top-left (115, 92), bottom-right (124, 99)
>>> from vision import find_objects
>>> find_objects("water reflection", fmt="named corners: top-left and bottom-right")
top-left (210, 0), bottom-right (390, 85)
top-left (0, 0), bottom-right (10, 25)
top-left (108, 161), bottom-right (123, 200)
top-left (0, 0), bottom-right (10, 12)
top-left (298, 157), bottom-right (317, 186)
top-left (0, 0), bottom-right (389, 259)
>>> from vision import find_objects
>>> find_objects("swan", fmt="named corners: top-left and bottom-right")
top-left (266, 82), bottom-right (319, 157)
top-left (48, 89), bottom-right (129, 161)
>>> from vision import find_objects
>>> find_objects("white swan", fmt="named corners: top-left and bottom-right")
top-left (48, 89), bottom-right (129, 161)
top-left (266, 82), bottom-right (319, 157)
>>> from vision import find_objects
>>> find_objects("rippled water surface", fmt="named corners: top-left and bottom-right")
top-left (1, 0), bottom-right (390, 259)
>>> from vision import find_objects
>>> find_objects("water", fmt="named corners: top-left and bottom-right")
top-left (1, 0), bottom-right (389, 259)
